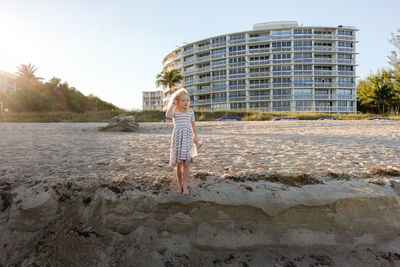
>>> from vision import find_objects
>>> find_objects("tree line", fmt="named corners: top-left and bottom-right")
top-left (0, 64), bottom-right (124, 113)
top-left (357, 29), bottom-right (400, 114)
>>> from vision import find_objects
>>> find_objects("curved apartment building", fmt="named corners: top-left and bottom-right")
top-left (161, 21), bottom-right (357, 113)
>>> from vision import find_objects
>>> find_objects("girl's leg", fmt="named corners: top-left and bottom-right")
top-left (176, 162), bottom-right (183, 193)
top-left (182, 161), bottom-right (190, 196)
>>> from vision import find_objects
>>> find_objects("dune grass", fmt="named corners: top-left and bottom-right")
top-left (0, 110), bottom-right (399, 122)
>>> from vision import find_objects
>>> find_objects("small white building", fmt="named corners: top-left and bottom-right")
top-left (142, 90), bottom-right (163, 111)
top-left (0, 70), bottom-right (18, 112)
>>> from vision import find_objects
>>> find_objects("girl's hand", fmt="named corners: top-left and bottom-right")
top-left (193, 136), bottom-right (199, 145)
top-left (173, 95), bottom-right (179, 105)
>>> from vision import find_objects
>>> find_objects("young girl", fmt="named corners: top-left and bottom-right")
top-left (165, 88), bottom-right (198, 196)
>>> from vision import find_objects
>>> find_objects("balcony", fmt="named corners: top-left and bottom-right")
top-left (314, 59), bottom-right (333, 64)
top-left (248, 72), bottom-right (270, 78)
top-left (249, 60), bottom-right (270, 66)
top-left (337, 94), bottom-right (355, 100)
top-left (198, 77), bottom-right (211, 83)
top-left (228, 51), bottom-right (246, 56)
top-left (212, 64), bottom-right (227, 70)
top-left (314, 71), bottom-right (334, 76)
top-left (294, 83), bottom-right (313, 88)
top-left (337, 35), bottom-right (356, 41)
top-left (314, 94), bottom-right (335, 100)
top-left (183, 49), bottom-right (195, 56)
top-left (272, 71), bottom-right (291, 76)
top-left (272, 94), bottom-right (291, 100)
top-left (272, 83), bottom-right (292, 88)
top-left (211, 54), bottom-right (226, 59)
top-left (198, 44), bottom-right (211, 52)
top-left (249, 96), bottom-right (270, 101)
top-left (229, 74), bottom-right (246, 79)
top-left (293, 35), bottom-right (312, 39)
top-left (211, 42), bottom-right (226, 48)
top-left (313, 46), bottom-right (334, 52)
top-left (211, 87), bottom-right (227, 93)
top-left (313, 35), bottom-right (334, 40)
top-left (229, 96), bottom-right (246, 102)
top-left (294, 59), bottom-right (313, 63)
top-left (195, 89), bottom-right (211, 94)
top-left (212, 98), bottom-right (227, 103)
top-left (271, 47), bottom-right (292, 52)
top-left (247, 37), bottom-right (269, 43)
top-left (337, 47), bottom-right (356, 53)
top-left (228, 39), bottom-right (247, 45)
top-left (229, 62), bottom-right (246, 68)
top-left (338, 71), bottom-right (355, 76)
top-left (294, 47), bottom-right (313, 51)
top-left (271, 59), bottom-right (291, 64)
top-left (293, 71), bottom-right (313, 76)
top-left (196, 56), bottom-right (211, 63)
top-left (183, 60), bottom-right (195, 66)
top-left (294, 94), bottom-right (313, 100)
top-left (183, 80), bottom-right (195, 86)
top-left (211, 75), bottom-right (227, 82)
top-left (249, 48), bottom-right (270, 54)
top-left (249, 84), bottom-right (269, 89)
top-left (196, 67), bottom-right (211, 74)
top-left (314, 82), bottom-right (334, 88)
top-left (338, 83), bottom-right (355, 88)
top-left (337, 59), bottom-right (356, 64)
top-left (229, 85), bottom-right (246, 90)
top-left (196, 99), bottom-right (212, 105)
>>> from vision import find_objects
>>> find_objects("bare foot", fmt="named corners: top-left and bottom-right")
top-left (176, 186), bottom-right (183, 194)
top-left (183, 187), bottom-right (189, 196)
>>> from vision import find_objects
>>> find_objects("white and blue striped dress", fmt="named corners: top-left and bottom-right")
top-left (169, 109), bottom-right (195, 167)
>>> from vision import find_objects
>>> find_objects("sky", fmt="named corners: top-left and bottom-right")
top-left (0, 0), bottom-right (399, 110)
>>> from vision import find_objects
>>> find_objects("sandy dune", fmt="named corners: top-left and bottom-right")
top-left (1, 121), bottom-right (400, 266)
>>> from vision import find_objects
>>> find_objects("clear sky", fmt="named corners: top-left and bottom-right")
top-left (1, 0), bottom-right (399, 110)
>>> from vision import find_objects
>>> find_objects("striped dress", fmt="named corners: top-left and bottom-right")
top-left (169, 109), bottom-right (195, 167)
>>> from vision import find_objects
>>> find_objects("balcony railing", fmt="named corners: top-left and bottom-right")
top-left (228, 51), bottom-right (246, 56)
top-left (249, 96), bottom-right (270, 101)
top-left (249, 60), bottom-right (270, 66)
top-left (249, 48), bottom-right (270, 54)
top-left (229, 96), bottom-right (246, 102)
top-left (338, 83), bottom-right (355, 88)
top-left (272, 71), bottom-right (291, 76)
top-left (272, 83), bottom-right (292, 88)
top-left (314, 82), bottom-right (334, 88)
top-left (229, 85), bottom-right (246, 90)
top-left (249, 84), bottom-right (269, 89)
top-left (229, 74), bottom-right (246, 79)
top-left (294, 83), bottom-right (313, 87)
top-left (293, 71), bottom-right (313, 76)
top-left (248, 72), bottom-right (270, 78)
top-left (272, 94), bottom-right (291, 100)
top-left (294, 94), bottom-right (313, 100)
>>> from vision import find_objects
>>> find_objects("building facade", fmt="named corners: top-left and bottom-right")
top-left (161, 21), bottom-right (357, 113)
top-left (0, 70), bottom-right (18, 112)
top-left (142, 90), bottom-right (163, 111)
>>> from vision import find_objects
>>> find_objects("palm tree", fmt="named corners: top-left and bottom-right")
top-left (16, 63), bottom-right (43, 81)
top-left (155, 69), bottom-right (184, 97)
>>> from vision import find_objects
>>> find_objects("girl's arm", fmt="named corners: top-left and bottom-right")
top-left (165, 96), bottom-right (178, 118)
top-left (191, 121), bottom-right (199, 145)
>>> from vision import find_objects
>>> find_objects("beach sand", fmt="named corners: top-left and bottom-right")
top-left (1, 121), bottom-right (400, 266)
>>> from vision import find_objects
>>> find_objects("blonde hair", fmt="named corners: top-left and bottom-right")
top-left (169, 88), bottom-right (190, 112)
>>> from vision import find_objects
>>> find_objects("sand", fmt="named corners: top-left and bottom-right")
top-left (1, 120), bottom-right (400, 266)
